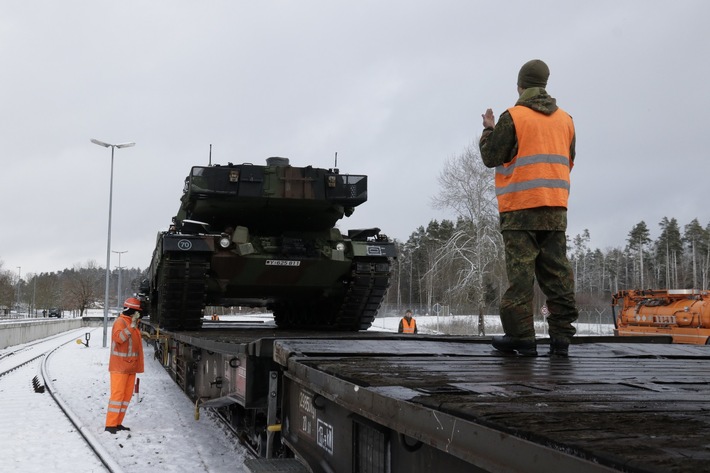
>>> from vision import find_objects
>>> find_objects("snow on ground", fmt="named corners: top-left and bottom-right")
top-left (0, 329), bottom-right (107, 473)
top-left (48, 328), bottom-right (248, 473)
top-left (370, 313), bottom-right (615, 337)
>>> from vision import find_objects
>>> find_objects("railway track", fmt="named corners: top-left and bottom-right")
top-left (0, 328), bottom-right (122, 472)
top-left (0, 330), bottom-right (81, 373)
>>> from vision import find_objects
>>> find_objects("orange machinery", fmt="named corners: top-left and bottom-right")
top-left (612, 289), bottom-right (710, 345)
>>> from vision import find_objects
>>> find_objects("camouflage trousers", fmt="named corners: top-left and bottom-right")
top-left (500, 230), bottom-right (578, 342)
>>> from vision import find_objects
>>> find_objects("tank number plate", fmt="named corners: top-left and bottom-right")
top-left (265, 260), bottom-right (301, 266)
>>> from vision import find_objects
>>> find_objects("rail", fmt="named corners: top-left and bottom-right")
top-left (41, 336), bottom-right (126, 473)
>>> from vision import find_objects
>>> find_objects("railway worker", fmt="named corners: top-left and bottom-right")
top-left (479, 59), bottom-right (578, 357)
top-left (105, 297), bottom-right (145, 434)
top-left (398, 309), bottom-right (418, 334)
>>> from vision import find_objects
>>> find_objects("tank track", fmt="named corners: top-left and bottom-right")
top-left (153, 252), bottom-right (210, 331)
top-left (332, 256), bottom-right (391, 330)
top-left (273, 256), bottom-right (391, 331)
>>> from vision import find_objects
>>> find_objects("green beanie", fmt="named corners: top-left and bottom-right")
top-left (517, 59), bottom-right (549, 88)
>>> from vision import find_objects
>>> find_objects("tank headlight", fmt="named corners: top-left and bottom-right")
top-left (336, 242), bottom-right (346, 251)
top-left (219, 236), bottom-right (231, 248)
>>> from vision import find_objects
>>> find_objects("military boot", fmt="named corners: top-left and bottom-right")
top-left (492, 336), bottom-right (538, 356)
top-left (549, 338), bottom-right (570, 357)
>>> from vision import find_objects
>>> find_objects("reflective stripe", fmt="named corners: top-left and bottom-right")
top-left (401, 318), bottom-right (416, 333)
top-left (111, 343), bottom-right (134, 357)
top-left (107, 400), bottom-right (128, 413)
top-left (496, 178), bottom-right (570, 196)
top-left (495, 154), bottom-right (570, 176)
top-left (111, 337), bottom-right (138, 358)
top-left (119, 327), bottom-right (131, 342)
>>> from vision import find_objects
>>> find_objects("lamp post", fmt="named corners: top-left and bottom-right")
top-left (16, 266), bottom-right (21, 316)
top-left (91, 138), bottom-right (135, 347)
top-left (113, 250), bottom-right (127, 311)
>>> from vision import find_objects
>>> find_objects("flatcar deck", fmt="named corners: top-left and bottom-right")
top-left (273, 337), bottom-right (710, 473)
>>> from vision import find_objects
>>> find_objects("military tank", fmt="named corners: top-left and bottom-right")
top-left (145, 157), bottom-right (396, 331)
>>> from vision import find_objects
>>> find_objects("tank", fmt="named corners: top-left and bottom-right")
top-left (612, 289), bottom-right (710, 345)
top-left (145, 157), bottom-right (396, 331)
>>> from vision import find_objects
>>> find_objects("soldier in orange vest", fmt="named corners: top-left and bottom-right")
top-left (105, 297), bottom-right (145, 434)
top-left (480, 59), bottom-right (578, 358)
top-left (398, 309), bottom-right (418, 334)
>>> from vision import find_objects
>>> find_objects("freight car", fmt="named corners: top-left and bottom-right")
top-left (142, 321), bottom-right (710, 473)
top-left (613, 289), bottom-right (710, 344)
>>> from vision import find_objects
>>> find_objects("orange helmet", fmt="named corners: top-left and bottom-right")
top-left (123, 297), bottom-right (142, 311)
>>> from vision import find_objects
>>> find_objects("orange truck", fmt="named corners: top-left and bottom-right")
top-left (612, 289), bottom-right (710, 345)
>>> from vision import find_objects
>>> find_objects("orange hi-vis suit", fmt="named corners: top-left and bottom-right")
top-left (400, 317), bottom-right (417, 334)
top-left (495, 105), bottom-right (574, 213)
top-left (105, 313), bottom-right (144, 428)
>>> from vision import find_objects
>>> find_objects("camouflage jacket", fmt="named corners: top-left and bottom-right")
top-left (479, 87), bottom-right (576, 231)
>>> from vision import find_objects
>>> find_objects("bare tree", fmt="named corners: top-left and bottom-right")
top-left (63, 261), bottom-right (103, 316)
top-left (433, 144), bottom-right (499, 225)
top-left (432, 143), bottom-right (502, 334)
top-left (0, 261), bottom-right (16, 312)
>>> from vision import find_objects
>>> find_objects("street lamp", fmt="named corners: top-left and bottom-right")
top-left (16, 266), bottom-right (21, 316)
top-left (113, 250), bottom-right (127, 311)
top-left (91, 138), bottom-right (135, 347)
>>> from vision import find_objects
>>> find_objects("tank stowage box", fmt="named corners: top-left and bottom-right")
top-left (145, 157), bottom-right (396, 331)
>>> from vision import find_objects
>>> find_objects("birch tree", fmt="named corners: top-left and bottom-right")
top-left (432, 143), bottom-right (502, 333)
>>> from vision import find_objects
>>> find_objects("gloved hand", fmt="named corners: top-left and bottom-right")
top-left (131, 311), bottom-right (141, 328)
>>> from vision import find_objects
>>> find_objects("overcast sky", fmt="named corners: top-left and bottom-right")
top-left (2, 1), bottom-right (708, 277)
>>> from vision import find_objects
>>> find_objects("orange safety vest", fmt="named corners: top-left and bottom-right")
top-left (495, 106), bottom-right (575, 213)
top-left (401, 317), bottom-right (416, 334)
top-left (108, 314), bottom-right (144, 374)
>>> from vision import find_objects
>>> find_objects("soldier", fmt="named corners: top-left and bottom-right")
top-left (105, 297), bottom-right (145, 433)
top-left (398, 309), bottom-right (418, 334)
top-left (479, 59), bottom-right (578, 357)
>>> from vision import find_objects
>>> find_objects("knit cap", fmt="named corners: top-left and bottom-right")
top-left (517, 59), bottom-right (549, 88)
